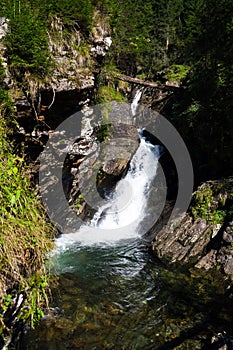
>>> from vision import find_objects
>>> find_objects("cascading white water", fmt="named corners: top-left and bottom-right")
top-left (55, 91), bottom-right (160, 249)
top-left (94, 135), bottom-right (159, 231)
top-left (131, 89), bottom-right (142, 116)
top-left (55, 132), bottom-right (160, 249)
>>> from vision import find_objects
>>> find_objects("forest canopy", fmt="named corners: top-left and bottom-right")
top-left (0, 0), bottom-right (232, 180)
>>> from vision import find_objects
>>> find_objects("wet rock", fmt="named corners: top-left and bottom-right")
top-left (102, 158), bottom-right (128, 176)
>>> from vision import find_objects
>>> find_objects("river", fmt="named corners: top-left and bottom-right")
top-left (21, 239), bottom-right (232, 349)
top-left (21, 124), bottom-right (233, 349)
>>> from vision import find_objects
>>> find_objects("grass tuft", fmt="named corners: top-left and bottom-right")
top-left (0, 109), bottom-right (55, 342)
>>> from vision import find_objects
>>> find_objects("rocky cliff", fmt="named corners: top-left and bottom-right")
top-left (0, 12), bottom-right (112, 132)
top-left (152, 178), bottom-right (233, 279)
top-left (39, 102), bottom-right (140, 232)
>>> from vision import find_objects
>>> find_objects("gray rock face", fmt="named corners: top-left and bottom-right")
top-left (90, 14), bottom-right (112, 58)
top-left (1, 14), bottom-right (112, 118)
top-left (68, 122), bottom-right (140, 221)
top-left (0, 17), bottom-right (12, 86)
top-left (45, 15), bottom-right (111, 92)
top-left (99, 123), bottom-right (139, 176)
top-left (0, 17), bottom-right (8, 40)
top-left (39, 105), bottom-right (140, 231)
top-left (152, 179), bottom-right (233, 279)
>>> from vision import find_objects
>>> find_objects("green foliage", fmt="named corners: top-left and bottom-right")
top-left (97, 85), bottom-right (125, 103)
top-left (1, 0), bottom-right (94, 81)
top-left (20, 274), bottom-right (48, 328)
top-left (97, 63), bottom-right (130, 99)
top-left (96, 122), bottom-right (112, 142)
top-left (107, 0), bottom-right (155, 74)
top-left (1, 294), bottom-right (12, 314)
top-left (45, 0), bottom-right (94, 31)
top-left (95, 106), bottom-right (113, 142)
top-left (105, 0), bottom-right (184, 76)
top-left (74, 193), bottom-right (85, 211)
top-left (169, 0), bottom-right (233, 181)
top-left (191, 181), bottom-right (233, 225)
top-left (3, 1), bottom-right (50, 78)
top-left (0, 110), bottom-right (55, 336)
top-left (19, 0), bottom-right (94, 32)
top-left (165, 64), bottom-right (190, 82)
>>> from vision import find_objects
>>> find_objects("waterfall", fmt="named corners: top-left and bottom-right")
top-left (131, 89), bottom-right (142, 116)
top-left (55, 131), bottom-right (160, 249)
top-left (54, 90), bottom-right (161, 249)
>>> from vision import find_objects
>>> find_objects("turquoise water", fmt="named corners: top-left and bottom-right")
top-left (22, 238), bottom-right (232, 350)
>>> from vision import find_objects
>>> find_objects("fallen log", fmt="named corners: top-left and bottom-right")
top-left (109, 72), bottom-right (181, 89)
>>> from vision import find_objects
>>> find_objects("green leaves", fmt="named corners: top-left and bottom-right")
top-left (2, 294), bottom-right (12, 313)
top-left (167, 0), bottom-right (233, 180)
top-left (165, 64), bottom-right (190, 82)
top-left (1, 0), bottom-right (95, 80)
top-left (191, 181), bottom-right (233, 225)
top-left (108, 0), bottom-right (155, 73)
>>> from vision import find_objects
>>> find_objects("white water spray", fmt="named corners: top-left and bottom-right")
top-left (131, 90), bottom-right (142, 116)
top-left (55, 133), bottom-right (160, 249)
top-left (55, 91), bottom-right (160, 248)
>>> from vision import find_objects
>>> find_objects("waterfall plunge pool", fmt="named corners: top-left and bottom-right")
top-left (22, 240), bottom-right (232, 350)
top-left (22, 130), bottom-right (233, 349)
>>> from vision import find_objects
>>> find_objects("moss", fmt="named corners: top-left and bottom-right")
top-left (97, 85), bottom-right (126, 103)
top-left (96, 123), bottom-right (112, 143)
top-left (191, 180), bottom-right (233, 225)
top-left (74, 42), bottom-right (91, 58)
top-left (74, 193), bottom-right (85, 211)
top-left (95, 105), bottom-right (113, 142)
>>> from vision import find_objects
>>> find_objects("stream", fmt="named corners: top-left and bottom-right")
top-left (22, 133), bottom-right (233, 349)
top-left (21, 240), bottom-right (233, 350)
top-left (21, 97), bottom-right (233, 349)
